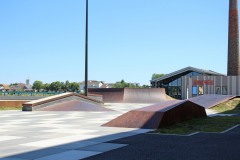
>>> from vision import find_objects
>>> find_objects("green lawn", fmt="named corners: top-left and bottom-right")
top-left (153, 116), bottom-right (240, 135)
top-left (0, 106), bottom-right (22, 111)
top-left (212, 98), bottom-right (240, 114)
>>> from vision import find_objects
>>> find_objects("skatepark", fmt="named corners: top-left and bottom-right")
top-left (19, 88), bottom-right (238, 130)
top-left (1, 88), bottom-right (240, 159)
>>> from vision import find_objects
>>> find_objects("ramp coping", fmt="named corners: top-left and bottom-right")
top-left (23, 92), bottom-right (103, 107)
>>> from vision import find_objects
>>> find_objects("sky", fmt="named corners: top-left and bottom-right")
top-left (0, 0), bottom-right (231, 85)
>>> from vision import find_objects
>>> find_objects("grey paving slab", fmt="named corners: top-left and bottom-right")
top-left (0, 103), bottom-right (150, 159)
top-left (0, 137), bottom-right (44, 146)
top-left (0, 146), bottom-right (41, 158)
top-left (24, 132), bottom-right (74, 139)
top-left (0, 158), bottom-right (28, 160)
top-left (79, 143), bottom-right (128, 152)
top-left (8, 148), bottom-right (68, 160)
top-left (35, 150), bottom-right (101, 160)
top-left (89, 132), bottom-right (143, 143)
top-left (53, 141), bottom-right (101, 150)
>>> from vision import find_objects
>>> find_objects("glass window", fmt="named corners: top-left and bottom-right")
top-left (198, 86), bottom-right (204, 95)
top-left (177, 87), bottom-right (182, 95)
top-left (170, 79), bottom-right (177, 86)
top-left (192, 72), bottom-right (201, 76)
top-left (215, 86), bottom-right (221, 95)
top-left (192, 86), bottom-right (197, 95)
top-left (177, 78), bottom-right (182, 86)
top-left (222, 86), bottom-right (228, 95)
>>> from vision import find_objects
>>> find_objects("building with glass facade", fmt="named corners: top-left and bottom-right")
top-left (151, 66), bottom-right (224, 99)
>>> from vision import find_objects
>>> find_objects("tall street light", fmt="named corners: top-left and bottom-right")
top-left (85, 0), bottom-right (88, 96)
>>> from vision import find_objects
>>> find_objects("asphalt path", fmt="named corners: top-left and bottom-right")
top-left (85, 126), bottom-right (240, 160)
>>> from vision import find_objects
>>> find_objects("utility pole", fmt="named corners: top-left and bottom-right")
top-left (85, 0), bottom-right (88, 96)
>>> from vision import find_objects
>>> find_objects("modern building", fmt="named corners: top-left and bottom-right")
top-left (181, 75), bottom-right (240, 99)
top-left (151, 66), bottom-right (224, 99)
top-left (151, 0), bottom-right (240, 99)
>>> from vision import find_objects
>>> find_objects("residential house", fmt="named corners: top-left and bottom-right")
top-left (0, 84), bottom-right (10, 92)
top-left (79, 80), bottom-right (104, 90)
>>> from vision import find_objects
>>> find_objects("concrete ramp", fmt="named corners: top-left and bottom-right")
top-left (189, 94), bottom-right (237, 109)
top-left (22, 92), bottom-right (105, 111)
top-left (103, 100), bottom-right (206, 129)
top-left (89, 88), bottom-right (173, 103)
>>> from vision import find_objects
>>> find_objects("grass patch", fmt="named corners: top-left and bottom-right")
top-left (0, 106), bottom-right (22, 110)
top-left (212, 98), bottom-right (240, 114)
top-left (153, 116), bottom-right (240, 135)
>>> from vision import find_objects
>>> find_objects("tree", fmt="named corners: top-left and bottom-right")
top-left (64, 80), bottom-right (70, 91)
top-left (69, 82), bottom-right (80, 92)
top-left (112, 79), bottom-right (141, 88)
top-left (151, 73), bottom-right (165, 80)
top-left (49, 81), bottom-right (62, 92)
top-left (43, 83), bottom-right (50, 92)
top-left (112, 79), bottom-right (127, 88)
top-left (142, 84), bottom-right (150, 88)
top-left (32, 81), bottom-right (43, 92)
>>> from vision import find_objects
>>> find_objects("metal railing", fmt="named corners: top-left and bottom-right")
top-left (0, 92), bottom-right (62, 97)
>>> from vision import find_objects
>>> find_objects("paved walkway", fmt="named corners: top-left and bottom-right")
top-left (0, 103), bottom-right (151, 160)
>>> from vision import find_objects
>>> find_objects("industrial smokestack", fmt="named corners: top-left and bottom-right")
top-left (228, 0), bottom-right (240, 76)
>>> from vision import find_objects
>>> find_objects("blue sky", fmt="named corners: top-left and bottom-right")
top-left (0, 0), bottom-right (230, 85)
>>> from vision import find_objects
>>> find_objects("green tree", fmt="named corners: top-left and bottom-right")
top-left (32, 81), bottom-right (43, 92)
top-left (69, 82), bottom-right (80, 92)
top-left (43, 83), bottom-right (50, 92)
top-left (142, 84), bottom-right (150, 88)
top-left (151, 73), bottom-right (165, 80)
top-left (64, 80), bottom-right (70, 91)
top-left (112, 79), bottom-right (127, 88)
top-left (112, 79), bottom-right (141, 88)
top-left (49, 81), bottom-right (62, 92)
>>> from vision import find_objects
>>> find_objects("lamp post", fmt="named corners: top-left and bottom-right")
top-left (85, 0), bottom-right (88, 96)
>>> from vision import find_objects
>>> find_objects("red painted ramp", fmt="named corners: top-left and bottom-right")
top-left (88, 88), bottom-right (124, 103)
top-left (89, 88), bottom-right (173, 103)
top-left (37, 100), bottom-right (113, 111)
top-left (123, 88), bottom-right (172, 103)
top-left (189, 94), bottom-right (237, 109)
top-left (103, 100), bottom-right (206, 129)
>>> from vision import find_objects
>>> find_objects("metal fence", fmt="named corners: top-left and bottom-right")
top-left (0, 92), bottom-right (62, 97)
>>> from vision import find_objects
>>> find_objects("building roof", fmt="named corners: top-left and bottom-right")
top-left (0, 84), bottom-right (10, 90)
top-left (80, 80), bottom-right (103, 84)
top-left (151, 66), bottom-right (225, 82)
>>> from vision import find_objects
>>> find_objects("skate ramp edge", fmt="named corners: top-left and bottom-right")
top-left (189, 94), bottom-right (238, 109)
top-left (102, 100), bottom-right (206, 129)
top-left (22, 92), bottom-right (103, 111)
